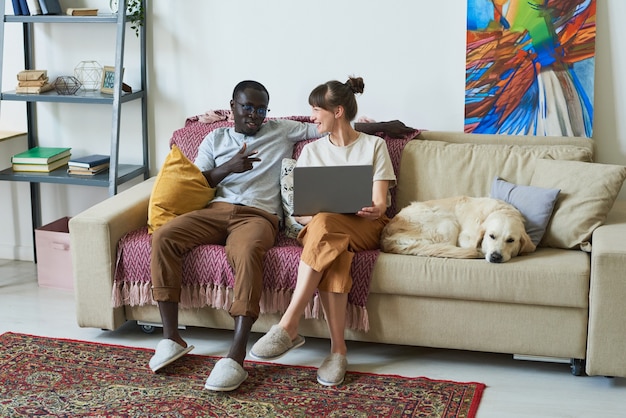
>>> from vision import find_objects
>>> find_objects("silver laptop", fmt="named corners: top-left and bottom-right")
top-left (292, 165), bottom-right (373, 216)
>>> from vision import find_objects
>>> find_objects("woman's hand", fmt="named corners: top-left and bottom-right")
top-left (357, 204), bottom-right (384, 220)
top-left (294, 216), bottom-right (313, 225)
top-left (357, 180), bottom-right (389, 220)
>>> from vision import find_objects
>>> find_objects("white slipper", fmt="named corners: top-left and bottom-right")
top-left (204, 358), bottom-right (249, 392)
top-left (317, 353), bottom-right (348, 386)
top-left (149, 339), bottom-right (194, 372)
top-left (249, 324), bottom-right (305, 361)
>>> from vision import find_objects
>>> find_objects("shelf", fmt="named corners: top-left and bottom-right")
top-left (0, 0), bottom-right (148, 258)
top-left (4, 14), bottom-right (123, 24)
top-left (0, 164), bottom-right (148, 187)
top-left (1, 89), bottom-right (145, 104)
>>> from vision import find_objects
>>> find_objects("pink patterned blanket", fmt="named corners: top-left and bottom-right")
top-left (111, 114), bottom-right (417, 331)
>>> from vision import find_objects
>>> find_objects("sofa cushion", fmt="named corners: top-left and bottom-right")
top-left (147, 145), bottom-right (215, 234)
top-left (396, 140), bottom-right (593, 209)
top-left (370, 248), bottom-right (590, 309)
top-left (490, 177), bottom-right (560, 246)
top-left (530, 159), bottom-right (626, 251)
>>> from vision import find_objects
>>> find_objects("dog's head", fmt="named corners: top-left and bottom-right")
top-left (478, 208), bottom-right (536, 263)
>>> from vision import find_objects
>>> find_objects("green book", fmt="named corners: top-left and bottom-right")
top-left (11, 146), bottom-right (71, 164)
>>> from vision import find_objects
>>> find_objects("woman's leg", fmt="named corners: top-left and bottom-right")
top-left (278, 260), bottom-right (323, 340)
top-left (319, 290), bottom-right (348, 355)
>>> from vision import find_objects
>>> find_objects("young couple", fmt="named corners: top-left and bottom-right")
top-left (149, 77), bottom-right (414, 391)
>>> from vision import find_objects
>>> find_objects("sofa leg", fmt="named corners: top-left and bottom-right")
top-left (514, 354), bottom-right (586, 376)
top-left (570, 358), bottom-right (586, 376)
top-left (140, 324), bottom-right (157, 334)
top-left (137, 320), bottom-right (186, 334)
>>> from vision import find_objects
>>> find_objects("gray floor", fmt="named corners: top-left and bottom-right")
top-left (1, 258), bottom-right (624, 417)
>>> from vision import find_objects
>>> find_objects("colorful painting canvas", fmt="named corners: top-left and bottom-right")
top-left (465, 0), bottom-right (596, 137)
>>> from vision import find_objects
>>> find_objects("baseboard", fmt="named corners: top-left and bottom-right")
top-left (0, 244), bottom-right (34, 261)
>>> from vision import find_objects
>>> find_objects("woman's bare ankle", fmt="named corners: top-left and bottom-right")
top-left (278, 322), bottom-right (298, 341)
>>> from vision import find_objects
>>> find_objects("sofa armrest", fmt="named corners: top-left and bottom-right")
top-left (586, 200), bottom-right (626, 377)
top-left (69, 177), bottom-right (156, 331)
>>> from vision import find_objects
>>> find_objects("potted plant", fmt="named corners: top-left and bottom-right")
top-left (109, 0), bottom-right (144, 36)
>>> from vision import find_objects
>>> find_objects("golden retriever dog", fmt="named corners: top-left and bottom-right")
top-left (381, 196), bottom-right (536, 263)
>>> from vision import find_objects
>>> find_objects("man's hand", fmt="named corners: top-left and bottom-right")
top-left (355, 120), bottom-right (417, 138)
top-left (378, 120), bottom-right (417, 138)
top-left (202, 143), bottom-right (261, 187)
top-left (227, 143), bottom-right (261, 173)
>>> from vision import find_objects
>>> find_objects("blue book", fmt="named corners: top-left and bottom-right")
top-left (38, 0), bottom-right (62, 15)
top-left (68, 154), bottom-right (110, 168)
top-left (11, 0), bottom-right (23, 15)
top-left (18, 0), bottom-right (29, 14)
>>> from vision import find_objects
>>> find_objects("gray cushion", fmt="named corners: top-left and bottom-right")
top-left (490, 177), bottom-right (560, 246)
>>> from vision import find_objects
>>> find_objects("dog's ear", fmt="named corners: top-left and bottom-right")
top-left (518, 231), bottom-right (537, 254)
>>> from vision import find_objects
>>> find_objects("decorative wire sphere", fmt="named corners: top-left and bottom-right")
top-left (53, 76), bottom-right (82, 95)
top-left (74, 60), bottom-right (103, 90)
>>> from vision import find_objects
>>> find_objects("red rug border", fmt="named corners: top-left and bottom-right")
top-left (1, 331), bottom-right (486, 415)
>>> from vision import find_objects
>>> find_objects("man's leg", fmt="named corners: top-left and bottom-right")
top-left (150, 205), bottom-right (229, 371)
top-left (204, 206), bottom-right (278, 391)
top-left (158, 301), bottom-right (185, 347)
top-left (223, 206), bottom-right (279, 365)
top-left (227, 315), bottom-right (255, 364)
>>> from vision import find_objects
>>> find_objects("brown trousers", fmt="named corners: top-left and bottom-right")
top-left (151, 202), bottom-right (279, 318)
top-left (298, 212), bottom-right (389, 293)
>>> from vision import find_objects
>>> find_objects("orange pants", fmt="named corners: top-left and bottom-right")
top-left (150, 202), bottom-right (279, 318)
top-left (297, 212), bottom-right (389, 294)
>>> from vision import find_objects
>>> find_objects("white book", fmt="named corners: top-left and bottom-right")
top-left (26, 0), bottom-right (42, 15)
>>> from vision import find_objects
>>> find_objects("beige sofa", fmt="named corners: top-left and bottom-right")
top-left (69, 126), bottom-right (626, 378)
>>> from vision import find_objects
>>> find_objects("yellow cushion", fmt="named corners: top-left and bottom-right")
top-left (147, 145), bottom-right (215, 234)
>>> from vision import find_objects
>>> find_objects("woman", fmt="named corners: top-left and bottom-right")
top-left (250, 76), bottom-right (396, 386)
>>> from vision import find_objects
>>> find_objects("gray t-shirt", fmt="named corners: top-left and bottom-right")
top-left (194, 119), bottom-right (319, 215)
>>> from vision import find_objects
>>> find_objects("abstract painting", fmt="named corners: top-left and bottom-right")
top-left (465, 0), bottom-right (596, 137)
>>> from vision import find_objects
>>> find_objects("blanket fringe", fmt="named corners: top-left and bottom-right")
top-left (111, 282), bottom-right (369, 331)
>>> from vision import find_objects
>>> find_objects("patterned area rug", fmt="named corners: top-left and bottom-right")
top-left (0, 332), bottom-right (485, 417)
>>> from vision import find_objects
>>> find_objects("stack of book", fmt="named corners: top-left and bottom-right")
top-left (16, 70), bottom-right (53, 94)
top-left (66, 8), bottom-right (98, 16)
top-left (67, 154), bottom-right (110, 176)
top-left (11, 0), bottom-right (62, 15)
top-left (11, 147), bottom-right (71, 172)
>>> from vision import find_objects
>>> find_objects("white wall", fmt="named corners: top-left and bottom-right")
top-left (1, 0), bottom-right (625, 259)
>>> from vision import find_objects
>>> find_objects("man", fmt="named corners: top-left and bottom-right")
top-left (148, 80), bottom-right (414, 391)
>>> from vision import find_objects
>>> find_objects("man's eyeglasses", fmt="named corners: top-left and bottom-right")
top-left (236, 102), bottom-right (269, 118)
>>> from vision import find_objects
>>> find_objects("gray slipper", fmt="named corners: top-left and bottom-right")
top-left (249, 324), bottom-right (305, 361)
top-left (149, 339), bottom-right (194, 372)
top-left (317, 353), bottom-right (348, 386)
top-left (204, 358), bottom-right (248, 392)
